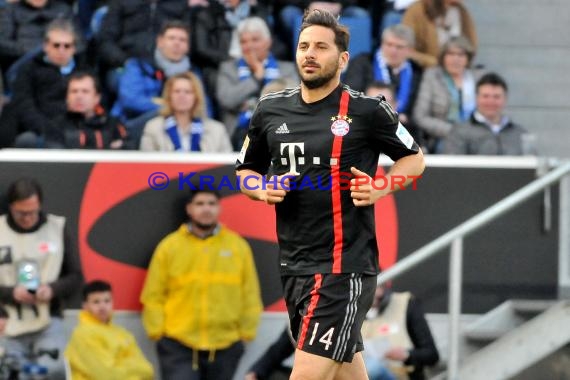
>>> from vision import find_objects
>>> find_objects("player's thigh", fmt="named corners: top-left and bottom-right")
top-left (335, 352), bottom-right (369, 380)
top-left (290, 348), bottom-right (341, 380)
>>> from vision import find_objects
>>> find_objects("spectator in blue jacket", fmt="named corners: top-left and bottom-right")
top-left (111, 20), bottom-right (207, 148)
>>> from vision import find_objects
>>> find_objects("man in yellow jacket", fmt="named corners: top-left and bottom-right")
top-left (65, 280), bottom-right (154, 380)
top-left (140, 188), bottom-right (263, 380)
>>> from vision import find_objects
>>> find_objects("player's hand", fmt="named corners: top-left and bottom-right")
top-left (244, 372), bottom-right (258, 380)
top-left (13, 285), bottom-right (36, 304)
top-left (350, 167), bottom-right (385, 206)
top-left (264, 172), bottom-right (294, 205)
top-left (384, 347), bottom-right (410, 362)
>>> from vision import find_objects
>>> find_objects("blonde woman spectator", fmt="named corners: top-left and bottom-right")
top-left (140, 72), bottom-right (232, 153)
top-left (402, 0), bottom-right (477, 68)
top-left (413, 36), bottom-right (481, 152)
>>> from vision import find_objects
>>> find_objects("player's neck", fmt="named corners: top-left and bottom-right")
top-left (301, 77), bottom-right (341, 103)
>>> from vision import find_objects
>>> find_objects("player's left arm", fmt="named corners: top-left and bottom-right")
top-left (350, 150), bottom-right (425, 206)
top-left (351, 98), bottom-right (426, 206)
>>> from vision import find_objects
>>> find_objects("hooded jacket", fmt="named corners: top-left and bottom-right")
top-left (140, 224), bottom-right (262, 350)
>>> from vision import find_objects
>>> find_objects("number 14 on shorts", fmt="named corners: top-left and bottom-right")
top-left (309, 323), bottom-right (335, 351)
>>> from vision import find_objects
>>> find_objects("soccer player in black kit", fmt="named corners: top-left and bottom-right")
top-left (236, 9), bottom-right (425, 380)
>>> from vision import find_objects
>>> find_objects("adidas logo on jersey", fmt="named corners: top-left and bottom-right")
top-left (276, 123), bottom-right (290, 134)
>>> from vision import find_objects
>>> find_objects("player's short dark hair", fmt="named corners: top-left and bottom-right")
top-left (7, 178), bottom-right (43, 204)
top-left (82, 280), bottom-right (112, 301)
top-left (477, 72), bottom-right (508, 93)
top-left (299, 9), bottom-right (349, 53)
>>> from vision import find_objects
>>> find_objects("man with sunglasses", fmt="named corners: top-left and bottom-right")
top-left (0, 178), bottom-right (83, 380)
top-left (0, 0), bottom-right (73, 75)
top-left (9, 18), bottom-right (87, 148)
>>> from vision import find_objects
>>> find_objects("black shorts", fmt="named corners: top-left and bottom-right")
top-left (282, 273), bottom-right (376, 363)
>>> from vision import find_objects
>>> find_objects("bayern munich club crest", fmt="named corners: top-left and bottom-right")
top-left (330, 114), bottom-right (352, 137)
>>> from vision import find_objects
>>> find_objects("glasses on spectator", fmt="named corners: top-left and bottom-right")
top-left (51, 42), bottom-right (74, 49)
top-left (11, 209), bottom-right (41, 218)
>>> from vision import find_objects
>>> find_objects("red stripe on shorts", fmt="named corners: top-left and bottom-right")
top-left (297, 274), bottom-right (323, 349)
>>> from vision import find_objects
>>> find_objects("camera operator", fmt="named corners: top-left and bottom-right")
top-left (0, 178), bottom-right (83, 380)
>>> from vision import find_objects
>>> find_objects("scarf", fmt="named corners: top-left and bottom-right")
top-left (164, 116), bottom-right (203, 152)
top-left (154, 48), bottom-right (190, 78)
top-left (236, 54), bottom-right (281, 129)
top-left (443, 70), bottom-right (476, 122)
top-left (373, 49), bottom-right (413, 113)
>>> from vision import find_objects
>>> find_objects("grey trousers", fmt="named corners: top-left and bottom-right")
top-left (1, 318), bottom-right (67, 380)
top-left (157, 337), bottom-right (244, 380)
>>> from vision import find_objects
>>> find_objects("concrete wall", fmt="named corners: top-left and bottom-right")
top-left (467, 0), bottom-right (570, 158)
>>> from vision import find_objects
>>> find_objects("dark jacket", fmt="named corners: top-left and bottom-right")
top-left (0, 0), bottom-right (73, 62)
top-left (10, 51), bottom-right (86, 136)
top-left (96, 0), bottom-right (191, 68)
top-left (249, 328), bottom-right (294, 380)
top-left (48, 110), bottom-right (127, 149)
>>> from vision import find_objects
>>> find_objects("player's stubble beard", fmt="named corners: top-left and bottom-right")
top-left (299, 59), bottom-right (339, 90)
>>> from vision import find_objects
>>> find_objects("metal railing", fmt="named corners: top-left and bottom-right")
top-left (376, 160), bottom-right (570, 380)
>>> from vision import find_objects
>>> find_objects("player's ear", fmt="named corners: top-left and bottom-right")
top-left (339, 51), bottom-right (349, 71)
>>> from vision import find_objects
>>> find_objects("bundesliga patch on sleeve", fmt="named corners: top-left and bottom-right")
top-left (396, 122), bottom-right (414, 149)
top-left (238, 136), bottom-right (250, 163)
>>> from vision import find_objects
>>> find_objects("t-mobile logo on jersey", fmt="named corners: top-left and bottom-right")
top-left (280, 142), bottom-right (305, 175)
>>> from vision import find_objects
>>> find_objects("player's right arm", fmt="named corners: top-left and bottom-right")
top-left (236, 169), bottom-right (293, 205)
top-left (235, 98), bottom-right (293, 204)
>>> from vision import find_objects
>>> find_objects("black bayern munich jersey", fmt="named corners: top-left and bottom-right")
top-left (236, 84), bottom-right (419, 275)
